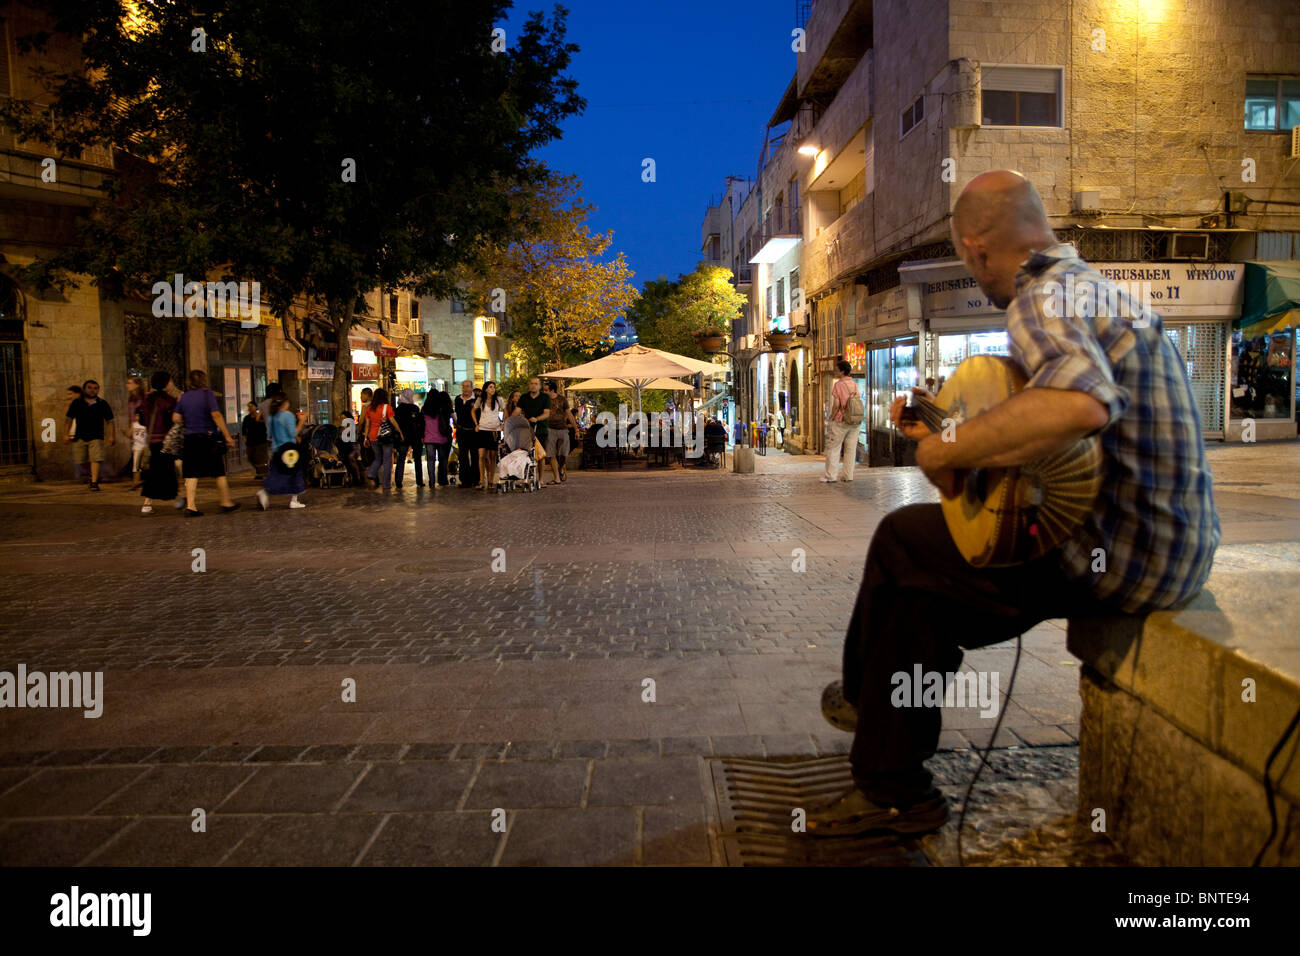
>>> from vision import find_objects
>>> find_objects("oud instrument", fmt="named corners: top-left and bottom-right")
top-left (900, 355), bottom-right (1102, 567)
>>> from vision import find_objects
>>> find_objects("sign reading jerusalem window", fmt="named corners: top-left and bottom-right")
top-left (923, 263), bottom-right (1244, 320)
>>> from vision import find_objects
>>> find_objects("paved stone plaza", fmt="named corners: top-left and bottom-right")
top-left (0, 441), bottom-right (1296, 866)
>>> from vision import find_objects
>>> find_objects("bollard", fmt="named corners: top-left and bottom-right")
top-left (733, 445), bottom-right (755, 474)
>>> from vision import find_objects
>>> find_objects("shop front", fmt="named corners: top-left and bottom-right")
top-left (1094, 261), bottom-right (1243, 440)
top-left (1233, 261), bottom-right (1300, 440)
top-left (902, 257), bottom-right (1245, 441)
top-left (306, 360), bottom-right (335, 423)
top-left (865, 336), bottom-right (919, 466)
top-left (349, 352), bottom-right (380, 418)
top-left (394, 355), bottom-right (430, 399)
top-left (206, 320), bottom-right (268, 441)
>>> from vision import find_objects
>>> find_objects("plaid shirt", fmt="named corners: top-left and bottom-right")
top-left (1006, 243), bottom-right (1220, 613)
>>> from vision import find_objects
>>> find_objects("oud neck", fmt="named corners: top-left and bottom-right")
top-left (909, 396), bottom-right (947, 433)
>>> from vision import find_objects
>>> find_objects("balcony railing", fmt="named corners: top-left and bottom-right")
top-left (761, 206), bottom-right (801, 242)
top-left (730, 266), bottom-right (753, 288)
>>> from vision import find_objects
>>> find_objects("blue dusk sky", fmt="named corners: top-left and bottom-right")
top-left (504, 0), bottom-right (799, 289)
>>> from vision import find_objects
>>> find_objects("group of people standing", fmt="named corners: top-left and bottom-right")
top-left (357, 376), bottom-right (578, 492)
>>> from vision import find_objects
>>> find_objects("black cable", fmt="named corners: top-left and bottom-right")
top-left (1252, 701), bottom-right (1300, 867)
top-left (956, 634), bottom-right (1022, 868)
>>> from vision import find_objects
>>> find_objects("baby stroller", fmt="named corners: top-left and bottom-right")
top-left (304, 424), bottom-right (351, 488)
top-left (496, 428), bottom-right (541, 493)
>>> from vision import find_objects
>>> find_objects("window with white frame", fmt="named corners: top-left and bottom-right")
top-left (981, 66), bottom-right (1062, 127)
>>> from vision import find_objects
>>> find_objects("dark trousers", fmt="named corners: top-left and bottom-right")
top-left (457, 434), bottom-right (479, 487)
top-left (425, 441), bottom-right (452, 485)
top-left (843, 504), bottom-right (1102, 804)
top-left (394, 443), bottom-right (422, 486)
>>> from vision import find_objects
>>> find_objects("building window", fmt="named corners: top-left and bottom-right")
top-left (767, 285), bottom-right (775, 322)
top-left (453, 359), bottom-right (468, 384)
top-left (410, 299), bottom-right (420, 321)
top-left (981, 66), bottom-right (1062, 127)
top-left (789, 268), bottom-right (800, 310)
top-left (1245, 76), bottom-right (1300, 131)
top-left (386, 293), bottom-right (398, 318)
top-left (900, 93), bottom-right (924, 138)
top-left (776, 278), bottom-right (786, 318)
top-left (474, 359), bottom-right (488, 383)
top-left (450, 293), bottom-right (465, 314)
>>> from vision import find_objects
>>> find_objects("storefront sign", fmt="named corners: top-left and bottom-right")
top-left (352, 363), bottom-right (380, 381)
top-left (1092, 263), bottom-right (1244, 318)
top-left (307, 361), bottom-right (334, 381)
top-left (844, 342), bottom-right (866, 371)
top-left (921, 274), bottom-right (1003, 320)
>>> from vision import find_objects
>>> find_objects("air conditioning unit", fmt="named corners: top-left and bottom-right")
top-left (1169, 233), bottom-right (1209, 259)
top-left (790, 308), bottom-right (809, 335)
top-left (417, 333), bottom-right (432, 354)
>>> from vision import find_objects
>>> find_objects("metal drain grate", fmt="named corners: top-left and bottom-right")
top-left (710, 756), bottom-right (930, 866)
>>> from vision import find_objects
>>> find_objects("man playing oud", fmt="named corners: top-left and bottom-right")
top-left (809, 170), bottom-right (1219, 836)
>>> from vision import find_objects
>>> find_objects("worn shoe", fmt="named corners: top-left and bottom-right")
top-left (289, 500), bottom-right (307, 509)
top-left (185, 509), bottom-right (203, 518)
top-left (256, 489), bottom-right (269, 511)
top-left (220, 503), bottom-right (241, 514)
top-left (821, 680), bottom-right (858, 733)
top-left (806, 787), bottom-right (949, 838)
top-left (174, 498), bottom-right (186, 510)
top-left (819, 476), bottom-right (835, 483)
top-left (140, 504), bottom-right (153, 515)
top-left (88, 482), bottom-right (99, 492)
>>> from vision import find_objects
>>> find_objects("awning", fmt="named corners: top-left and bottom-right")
top-left (348, 330), bottom-right (401, 356)
top-left (1238, 261), bottom-right (1300, 336)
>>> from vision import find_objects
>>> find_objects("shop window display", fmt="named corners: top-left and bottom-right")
top-left (1231, 328), bottom-right (1294, 421)
top-left (934, 331), bottom-right (1009, 384)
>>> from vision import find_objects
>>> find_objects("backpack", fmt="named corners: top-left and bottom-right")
top-left (842, 389), bottom-right (865, 427)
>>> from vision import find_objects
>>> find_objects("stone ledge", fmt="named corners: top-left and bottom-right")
top-left (1067, 569), bottom-right (1300, 803)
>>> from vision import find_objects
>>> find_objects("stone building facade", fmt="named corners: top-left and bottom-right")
top-left (703, 0), bottom-right (1300, 461)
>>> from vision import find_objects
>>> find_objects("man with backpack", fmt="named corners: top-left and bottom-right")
top-left (822, 359), bottom-right (863, 482)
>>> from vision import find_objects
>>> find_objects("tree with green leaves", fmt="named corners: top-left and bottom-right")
top-left (463, 171), bottom-right (637, 372)
top-left (626, 265), bottom-right (744, 360)
top-left (2, 0), bottom-right (584, 417)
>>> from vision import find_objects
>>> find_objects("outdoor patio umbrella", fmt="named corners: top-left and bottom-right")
top-left (542, 345), bottom-right (717, 419)
top-left (569, 377), bottom-right (694, 391)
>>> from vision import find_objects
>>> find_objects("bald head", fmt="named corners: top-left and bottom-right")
top-left (951, 170), bottom-right (1051, 245)
top-left (950, 171), bottom-right (1056, 310)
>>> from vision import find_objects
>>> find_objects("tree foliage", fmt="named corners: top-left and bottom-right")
top-left (626, 265), bottom-right (744, 360)
top-left (2, 0), bottom-right (584, 415)
top-left (464, 171), bottom-right (638, 372)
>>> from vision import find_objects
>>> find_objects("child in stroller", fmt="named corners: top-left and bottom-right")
top-left (303, 423), bottom-right (351, 488)
top-left (497, 400), bottom-right (541, 493)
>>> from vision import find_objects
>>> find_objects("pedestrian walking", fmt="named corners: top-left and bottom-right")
top-left (453, 380), bottom-right (480, 489)
top-left (518, 376), bottom-right (551, 461)
top-left (256, 393), bottom-right (308, 510)
top-left (357, 386), bottom-right (375, 474)
top-left (393, 388), bottom-right (424, 488)
top-left (64, 380), bottom-right (115, 491)
top-left (422, 389), bottom-right (454, 488)
top-left (241, 401), bottom-right (270, 478)
top-left (362, 387), bottom-right (404, 491)
top-left (126, 376), bottom-right (148, 488)
top-left (543, 381), bottom-right (577, 484)
top-left (822, 359), bottom-right (862, 483)
top-left (338, 407), bottom-right (362, 486)
top-left (173, 369), bottom-right (240, 516)
top-left (139, 371), bottom-right (179, 514)
top-left (473, 381), bottom-right (504, 491)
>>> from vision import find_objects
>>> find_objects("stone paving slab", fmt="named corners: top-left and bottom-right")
top-left (1, 443), bottom-right (1294, 865)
